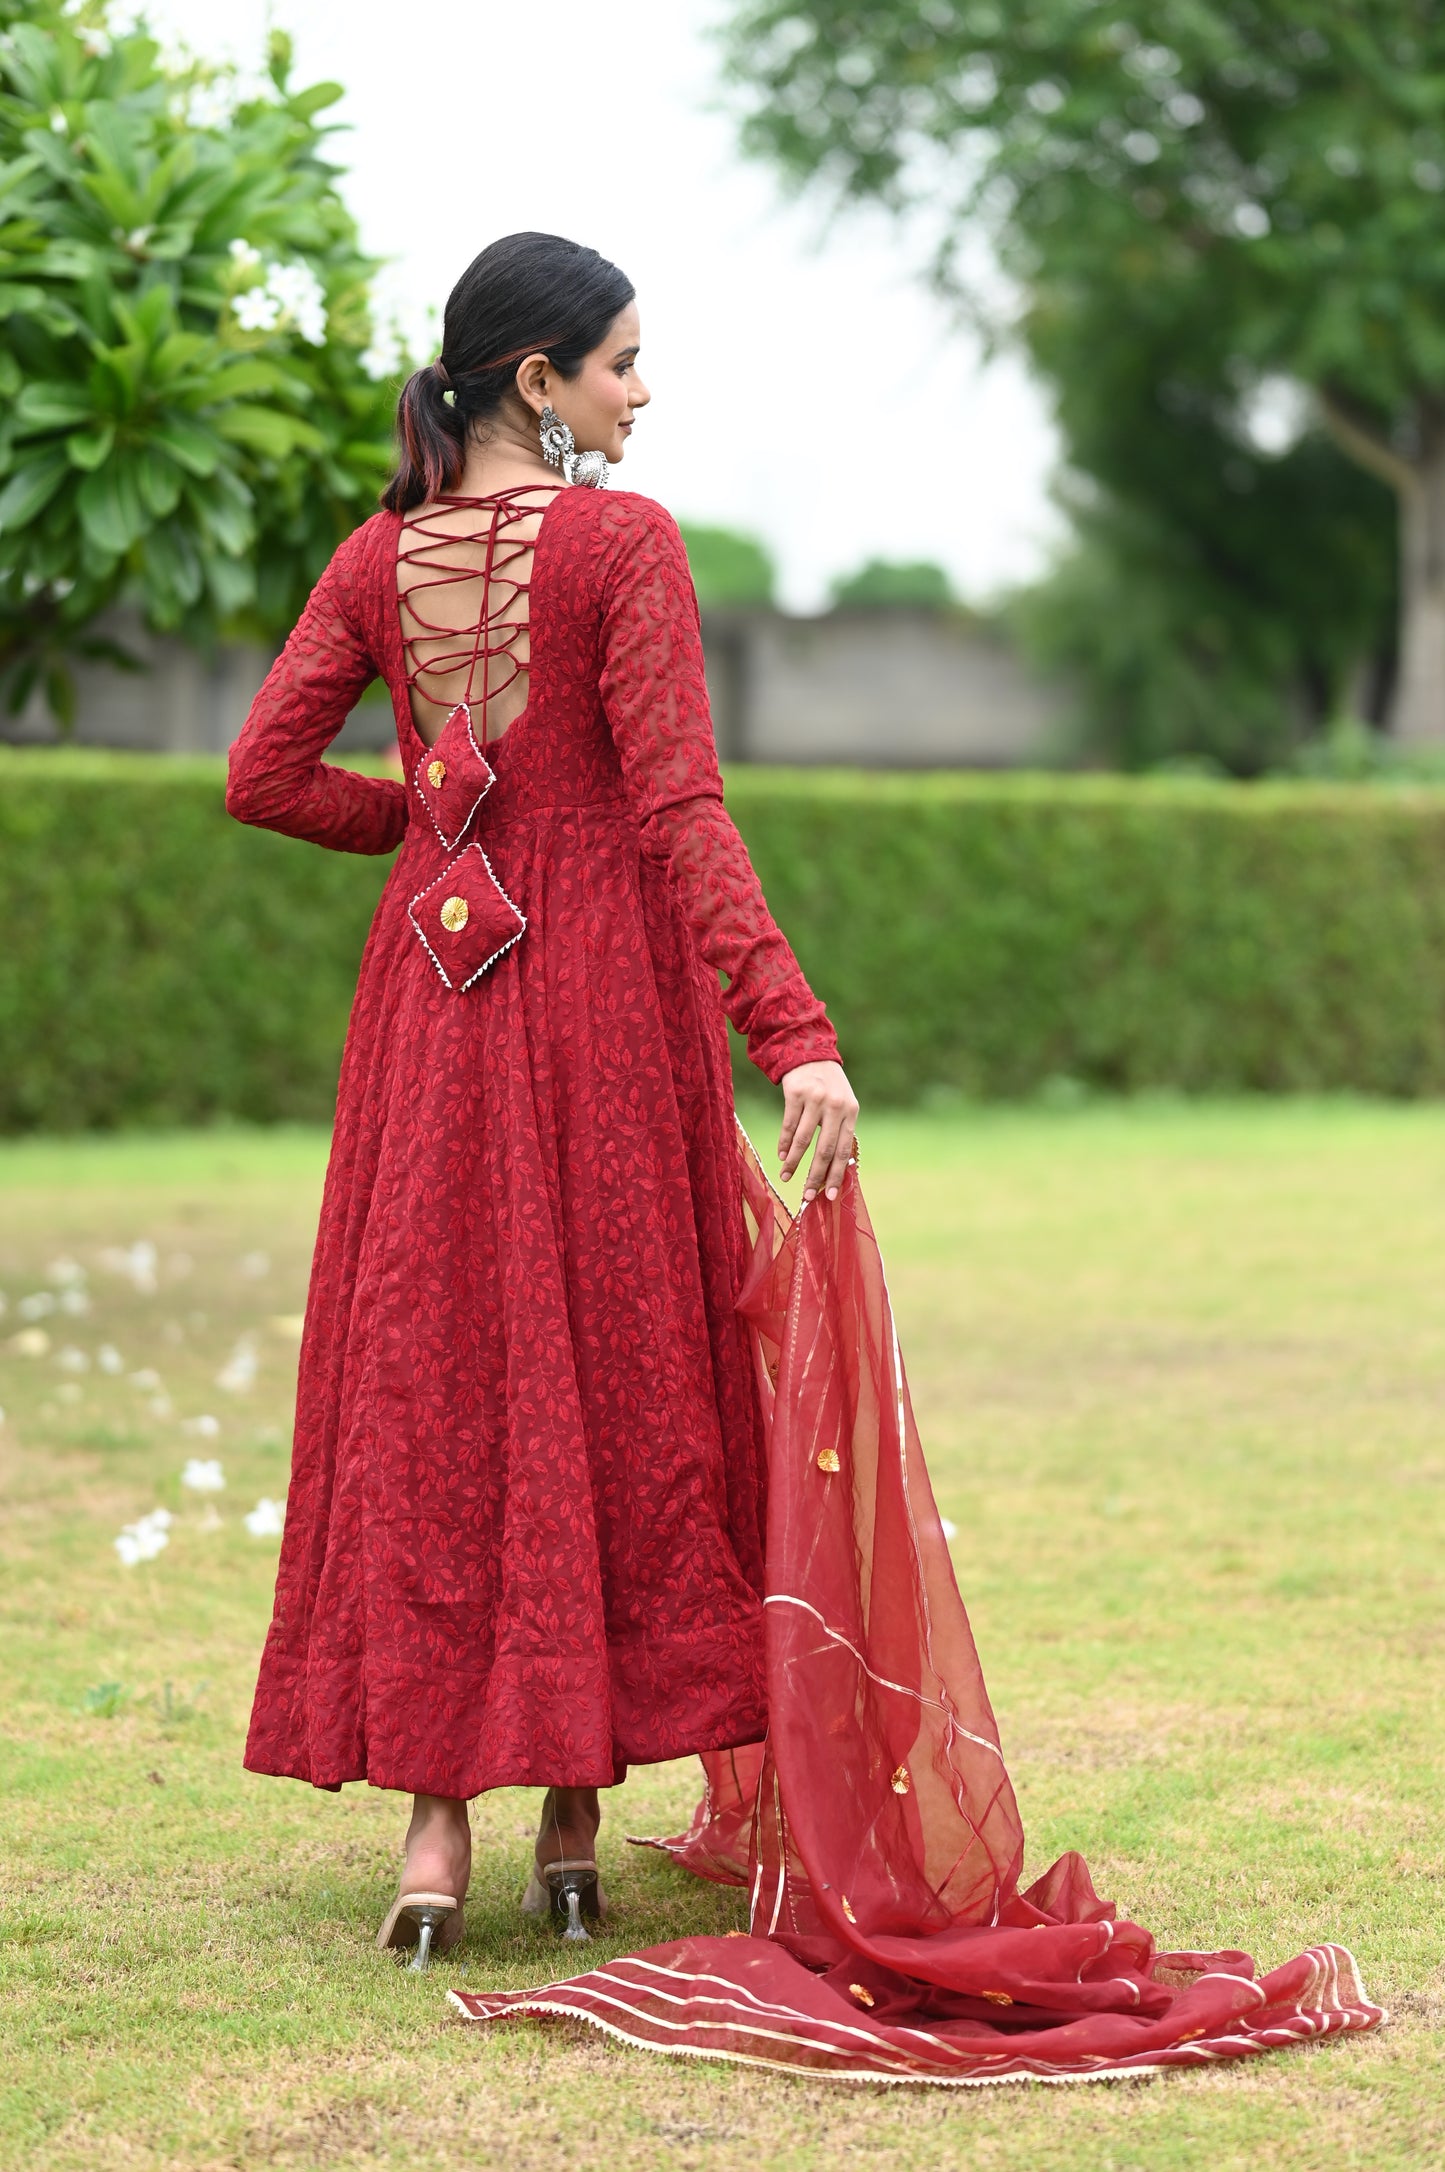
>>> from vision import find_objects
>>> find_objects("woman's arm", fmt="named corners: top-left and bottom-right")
top-left (226, 527), bottom-right (407, 855)
top-left (598, 497), bottom-right (858, 1199)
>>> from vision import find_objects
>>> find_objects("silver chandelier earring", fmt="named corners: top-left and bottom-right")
top-left (539, 405), bottom-right (609, 489)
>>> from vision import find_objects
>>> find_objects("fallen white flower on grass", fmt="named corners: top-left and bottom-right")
top-left (181, 1457), bottom-right (225, 1493)
top-left (97, 1345), bottom-right (124, 1374)
top-left (100, 1242), bottom-right (158, 1294)
top-left (18, 1292), bottom-right (56, 1320)
top-left (182, 1414), bottom-right (221, 1440)
top-left (128, 1368), bottom-right (161, 1390)
top-left (56, 1383), bottom-right (82, 1405)
top-left (215, 1335), bottom-right (259, 1393)
top-left (115, 1507), bottom-right (172, 1567)
top-left (244, 1498), bottom-right (285, 1538)
top-left (237, 1251), bottom-right (271, 1280)
top-left (7, 1328), bottom-right (50, 1357)
top-left (46, 1257), bottom-right (86, 1288)
top-left (56, 1346), bottom-right (89, 1373)
top-left (58, 1288), bottom-right (91, 1316)
top-left (148, 1396), bottom-right (174, 1420)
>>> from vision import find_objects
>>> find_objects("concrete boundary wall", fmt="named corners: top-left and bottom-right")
top-left (0, 605), bottom-right (1067, 768)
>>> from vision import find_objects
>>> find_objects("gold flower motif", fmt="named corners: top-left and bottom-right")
top-left (890, 1765), bottom-right (911, 1795)
top-left (439, 894), bottom-right (470, 933)
top-left (980, 1990), bottom-right (1013, 2005)
top-left (816, 1447), bottom-right (840, 1474)
top-left (848, 1983), bottom-right (875, 2007)
top-left (427, 758), bottom-right (447, 789)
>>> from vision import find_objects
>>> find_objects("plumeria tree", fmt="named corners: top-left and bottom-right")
top-left (723, 2), bottom-right (1445, 743)
top-left (0, 1), bottom-right (404, 721)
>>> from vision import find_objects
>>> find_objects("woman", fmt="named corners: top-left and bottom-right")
top-left (227, 230), bottom-right (857, 1964)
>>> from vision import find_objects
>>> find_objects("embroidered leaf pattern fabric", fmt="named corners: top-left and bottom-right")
top-left (225, 488), bottom-right (840, 1799)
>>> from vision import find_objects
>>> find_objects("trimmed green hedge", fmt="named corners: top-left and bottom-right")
top-left (4, 749), bottom-right (1445, 1131)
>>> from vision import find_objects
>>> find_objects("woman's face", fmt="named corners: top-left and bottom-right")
top-left (546, 302), bottom-right (650, 465)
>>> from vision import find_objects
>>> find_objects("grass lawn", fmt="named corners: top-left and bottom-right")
top-left (0, 1099), bottom-right (1441, 2171)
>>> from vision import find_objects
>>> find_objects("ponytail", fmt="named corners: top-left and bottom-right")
top-left (381, 233), bottom-right (635, 514)
top-left (382, 362), bottom-right (467, 513)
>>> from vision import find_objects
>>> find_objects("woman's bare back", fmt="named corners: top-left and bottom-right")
top-left (397, 486), bottom-right (563, 748)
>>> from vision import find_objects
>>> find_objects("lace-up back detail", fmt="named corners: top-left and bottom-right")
top-left (397, 487), bottom-right (563, 748)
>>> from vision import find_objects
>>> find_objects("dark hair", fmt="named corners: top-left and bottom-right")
top-left (382, 232), bottom-right (635, 513)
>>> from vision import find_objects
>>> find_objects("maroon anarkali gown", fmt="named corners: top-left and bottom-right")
top-left (230, 485), bottom-right (839, 1798)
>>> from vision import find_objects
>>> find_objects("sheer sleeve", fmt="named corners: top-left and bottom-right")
top-left (226, 525), bottom-right (406, 856)
top-left (597, 497), bottom-right (840, 1084)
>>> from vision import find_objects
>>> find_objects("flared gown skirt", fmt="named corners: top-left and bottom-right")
top-left (243, 799), bottom-right (771, 1798)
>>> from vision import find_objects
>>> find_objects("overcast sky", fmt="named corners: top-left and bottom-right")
top-left (149, 0), bottom-right (1061, 611)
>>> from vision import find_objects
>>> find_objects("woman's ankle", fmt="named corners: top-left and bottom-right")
top-left (536, 1785), bottom-right (602, 1866)
top-left (403, 1794), bottom-right (472, 1896)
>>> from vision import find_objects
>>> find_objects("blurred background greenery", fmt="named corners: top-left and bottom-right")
top-left (2, 2), bottom-right (1445, 1128)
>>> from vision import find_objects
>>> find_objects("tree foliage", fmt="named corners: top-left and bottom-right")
top-left (1012, 272), bottom-right (1396, 770)
top-left (679, 521), bottom-right (777, 607)
top-left (0, 1), bottom-right (400, 720)
top-left (722, 2), bottom-right (1445, 755)
top-left (830, 556), bottom-right (956, 608)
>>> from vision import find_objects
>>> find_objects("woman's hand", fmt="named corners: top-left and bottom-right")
top-left (777, 1060), bottom-right (860, 1204)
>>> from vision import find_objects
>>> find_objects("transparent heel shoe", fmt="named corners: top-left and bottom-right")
top-left (520, 1860), bottom-right (607, 1940)
top-left (375, 1889), bottom-right (463, 1970)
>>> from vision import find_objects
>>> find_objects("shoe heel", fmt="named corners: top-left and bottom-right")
top-left (541, 1861), bottom-right (601, 1941)
top-left (561, 1884), bottom-right (589, 1942)
top-left (406, 1904), bottom-right (446, 1972)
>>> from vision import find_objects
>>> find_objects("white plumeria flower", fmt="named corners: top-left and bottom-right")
top-left (18, 1291), bottom-right (56, 1320)
top-left (360, 323), bottom-right (405, 382)
top-left (181, 1457), bottom-right (225, 1493)
top-left (182, 1414), bottom-right (221, 1440)
top-left (244, 1497), bottom-right (285, 1538)
top-left (215, 1335), bottom-right (259, 1394)
top-left (97, 1345), bottom-right (124, 1375)
top-left (264, 261), bottom-right (327, 345)
top-left (56, 1345), bottom-right (89, 1373)
top-left (233, 287), bottom-right (280, 333)
top-left (114, 1506), bottom-right (172, 1567)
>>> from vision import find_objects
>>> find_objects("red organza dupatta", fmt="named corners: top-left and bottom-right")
top-left (450, 1132), bottom-right (1383, 2083)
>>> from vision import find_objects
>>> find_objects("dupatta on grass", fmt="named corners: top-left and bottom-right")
top-left (450, 1130), bottom-right (1383, 2085)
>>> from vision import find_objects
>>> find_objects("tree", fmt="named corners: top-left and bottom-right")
top-left (723, 3), bottom-right (1445, 740)
top-left (0, 1), bottom-right (400, 722)
top-left (1010, 268), bottom-right (1396, 770)
top-left (830, 556), bottom-right (955, 607)
top-left (679, 521), bottom-right (777, 607)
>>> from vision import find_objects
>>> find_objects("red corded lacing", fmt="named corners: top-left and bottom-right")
top-left (397, 486), bottom-right (562, 748)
